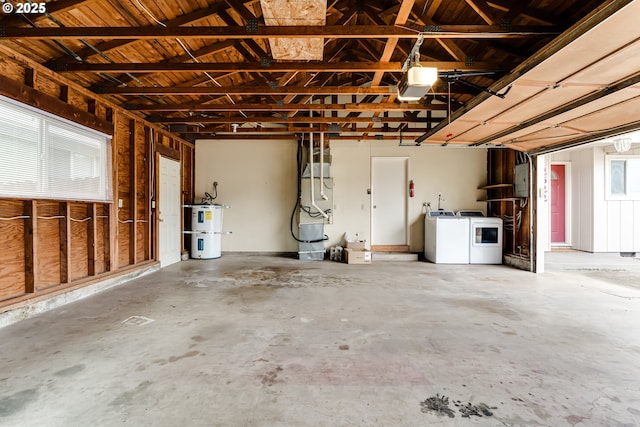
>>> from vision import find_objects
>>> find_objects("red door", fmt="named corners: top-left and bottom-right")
top-left (550, 164), bottom-right (565, 243)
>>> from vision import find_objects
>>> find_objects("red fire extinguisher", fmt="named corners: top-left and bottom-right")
top-left (409, 180), bottom-right (415, 198)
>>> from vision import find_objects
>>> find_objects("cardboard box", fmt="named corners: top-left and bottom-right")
top-left (344, 249), bottom-right (371, 264)
top-left (346, 240), bottom-right (367, 250)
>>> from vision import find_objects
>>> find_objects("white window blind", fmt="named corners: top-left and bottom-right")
top-left (0, 95), bottom-right (112, 201)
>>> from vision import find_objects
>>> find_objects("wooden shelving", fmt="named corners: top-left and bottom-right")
top-left (478, 197), bottom-right (522, 202)
top-left (477, 183), bottom-right (516, 202)
top-left (478, 184), bottom-right (513, 190)
top-left (479, 150), bottom-right (531, 258)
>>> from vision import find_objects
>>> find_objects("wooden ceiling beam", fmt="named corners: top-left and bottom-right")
top-left (421, 17), bottom-right (468, 61)
top-left (425, 0), bottom-right (444, 18)
top-left (95, 85), bottom-right (398, 95)
top-left (183, 126), bottom-right (438, 134)
top-left (501, 0), bottom-right (535, 22)
top-left (464, 0), bottom-right (500, 25)
top-left (0, 0), bottom-right (98, 26)
top-left (86, 40), bottom-right (237, 89)
top-left (45, 0), bottom-right (255, 64)
top-left (371, 0), bottom-right (416, 86)
top-left (59, 61), bottom-right (498, 73)
top-left (216, 10), bottom-right (269, 60)
top-left (361, 6), bottom-right (388, 26)
top-left (334, 6), bottom-right (360, 26)
top-left (1, 25), bottom-right (560, 40)
top-left (223, 0), bottom-right (260, 24)
top-left (126, 102), bottom-right (448, 112)
top-left (486, 0), bottom-right (556, 25)
top-left (152, 116), bottom-right (435, 124)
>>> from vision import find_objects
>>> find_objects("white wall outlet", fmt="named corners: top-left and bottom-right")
top-left (118, 199), bottom-right (123, 208)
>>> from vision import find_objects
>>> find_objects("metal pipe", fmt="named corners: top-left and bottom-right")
top-left (309, 132), bottom-right (329, 219)
top-left (319, 132), bottom-right (328, 200)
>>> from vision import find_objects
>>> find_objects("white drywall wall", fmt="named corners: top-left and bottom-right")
top-left (196, 138), bottom-right (487, 253)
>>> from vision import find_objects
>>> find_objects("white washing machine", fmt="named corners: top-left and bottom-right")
top-left (424, 210), bottom-right (470, 264)
top-left (469, 216), bottom-right (503, 264)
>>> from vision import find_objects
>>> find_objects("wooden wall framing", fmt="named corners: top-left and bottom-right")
top-left (0, 45), bottom-right (195, 309)
top-left (485, 148), bottom-right (531, 257)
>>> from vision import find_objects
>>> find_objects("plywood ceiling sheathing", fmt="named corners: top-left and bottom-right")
top-left (260, 0), bottom-right (327, 60)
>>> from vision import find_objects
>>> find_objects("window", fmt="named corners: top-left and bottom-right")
top-left (0, 95), bottom-right (112, 201)
top-left (606, 155), bottom-right (640, 200)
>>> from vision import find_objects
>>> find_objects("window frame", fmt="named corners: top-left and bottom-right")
top-left (0, 95), bottom-right (113, 202)
top-left (605, 154), bottom-right (640, 201)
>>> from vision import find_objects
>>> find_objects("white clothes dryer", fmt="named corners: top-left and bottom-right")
top-left (469, 216), bottom-right (503, 264)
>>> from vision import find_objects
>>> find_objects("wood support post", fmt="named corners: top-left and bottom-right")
top-left (109, 113), bottom-right (119, 271)
top-left (144, 127), bottom-right (152, 261)
top-left (129, 119), bottom-right (138, 265)
top-left (59, 202), bottom-right (71, 284)
top-left (23, 200), bottom-right (37, 293)
top-left (88, 203), bottom-right (97, 276)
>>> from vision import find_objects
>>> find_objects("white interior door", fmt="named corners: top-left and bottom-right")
top-left (371, 157), bottom-right (408, 246)
top-left (159, 156), bottom-right (181, 267)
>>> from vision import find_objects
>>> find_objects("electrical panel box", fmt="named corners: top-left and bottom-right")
top-left (514, 163), bottom-right (529, 197)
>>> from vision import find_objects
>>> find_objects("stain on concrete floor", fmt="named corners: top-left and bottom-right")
top-left (1, 256), bottom-right (639, 426)
top-left (0, 389), bottom-right (39, 417)
top-left (109, 380), bottom-right (153, 407)
top-left (53, 364), bottom-right (85, 377)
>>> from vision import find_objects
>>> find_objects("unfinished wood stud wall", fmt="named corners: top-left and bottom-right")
top-left (486, 148), bottom-right (531, 256)
top-left (0, 47), bottom-right (194, 308)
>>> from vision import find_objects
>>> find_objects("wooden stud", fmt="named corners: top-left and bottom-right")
top-left (88, 203), bottom-right (97, 276)
top-left (103, 203), bottom-right (113, 272)
top-left (108, 114), bottom-right (119, 271)
top-left (129, 119), bottom-right (138, 265)
top-left (153, 151), bottom-right (160, 262)
top-left (144, 127), bottom-right (152, 261)
top-left (59, 202), bottom-right (71, 284)
top-left (23, 200), bottom-right (38, 293)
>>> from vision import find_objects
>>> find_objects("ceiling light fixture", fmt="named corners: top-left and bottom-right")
top-left (397, 34), bottom-right (438, 102)
top-left (613, 137), bottom-right (632, 153)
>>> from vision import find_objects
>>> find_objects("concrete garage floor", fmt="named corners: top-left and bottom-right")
top-left (1, 255), bottom-right (639, 426)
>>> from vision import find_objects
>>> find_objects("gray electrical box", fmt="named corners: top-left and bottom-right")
top-left (514, 163), bottom-right (529, 197)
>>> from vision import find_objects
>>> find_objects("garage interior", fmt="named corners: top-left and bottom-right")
top-left (0, 0), bottom-right (639, 425)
